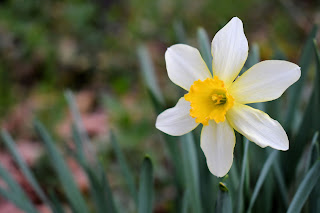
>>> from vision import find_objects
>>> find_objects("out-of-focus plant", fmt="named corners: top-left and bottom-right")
top-left (0, 91), bottom-right (154, 213)
top-left (0, 0), bottom-right (306, 119)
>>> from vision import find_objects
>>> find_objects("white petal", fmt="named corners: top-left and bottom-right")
top-left (165, 44), bottom-right (212, 91)
top-left (211, 17), bottom-right (248, 87)
top-left (156, 97), bottom-right (198, 136)
top-left (229, 60), bottom-right (301, 104)
top-left (227, 103), bottom-right (289, 150)
top-left (201, 120), bottom-right (235, 177)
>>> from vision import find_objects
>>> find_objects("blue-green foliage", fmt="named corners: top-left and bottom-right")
top-left (0, 92), bottom-right (153, 213)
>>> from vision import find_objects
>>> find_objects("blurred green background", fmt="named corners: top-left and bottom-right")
top-left (0, 0), bottom-right (317, 117)
top-left (0, 0), bottom-right (319, 212)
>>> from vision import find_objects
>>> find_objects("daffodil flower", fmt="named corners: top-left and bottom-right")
top-left (155, 17), bottom-right (301, 177)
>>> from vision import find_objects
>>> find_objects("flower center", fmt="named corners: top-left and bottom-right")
top-left (212, 94), bottom-right (226, 105)
top-left (184, 76), bottom-right (234, 125)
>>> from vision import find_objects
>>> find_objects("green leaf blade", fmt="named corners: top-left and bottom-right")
top-left (110, 131), bottom-right (138, 205)
top-left (1, 130), bottom-right (50, 206)
top-left (138, 45), bottom-right (164, 106)
top-left (287, 160), bottom-right (320, 213)
top-left (285, 25), bottom-right (318, 131)
top-left (197, 27), bottom-right (213, 75)
top-left (237, 138), bottom-right (249, 213)
top-left (181, 133), bottom-right (203, 213)
top-left (34, 121), bottom-right (89, 213)
top-left (138, 156), bottom-right (154, 213)
top-left (216, 184), bottom-right (233, 213)
top-left (247, 150), bottom-right (278, 212)
top-left (0, 164), bottom-right (38, 213)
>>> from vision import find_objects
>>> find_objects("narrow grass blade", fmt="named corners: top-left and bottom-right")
top-left (305, 131), bottom-right (319, 173)
top-left (101, 167), bottom-right (118, 213)
top-left (236, 138), bottom-right (249, 213)
top-left (285, 39), bottom-right (320, 179)
top-left (1, 130), bottom-right (50, 206)
top-left (262, 174), bottom-right (274, 213)
top-left (273, 162), bottom-right (289, 207)
top-left (71, 124), bottom-right (86, 163)
top-left (197, 27), bottom-right (213, 74)
top-left (309, 164), bottom-right (320, 213)
top-left (137, 45), bottom-right (164, 106)
top-left (149, 107), bottom-right (184, 187)
top-left (138, 156), bottom-right (154, 213)
top-left (0, 186), bottom-right (38, 213)
top-left (0, 164), bottom-right (38, 213)
top-left (287, 160), bottom-right (320, 213)
top-left (34, 120), bottom-right (89, 213)
top-left (241, 43), bottom-right (260, 75)
top-left (66, 87), bottom-right (118, 213)
top-left (49, 191), bottom-right (67, 213)
top-left (181, 133), bottom-right (203, 213)
top-left (110, 131), bottom-right (138, 204)
top-left (65, 90), bottom-right (97, 167)
top-left (285, 25), bottom-right (318, 131)
top-left (72, 125), bottom-right (117, 213)
top-left (246, 43), bottom-right (260, 67)
top-left (163, 135), bottom-right (185, 188)
top-left (0, 163), bottom-right (24, 194)
top-left (65, 90), bottom-right (90, 144)
top-left (229, 161), bottom-right (240, 192)
top-left (173, 20), bottom-right (187, 43)
top-left (83, 164), bottom-right (118, 213)
top-left (181, 189), bottom-right (190, 213)
top-left (313, 39), bottom-right (320, 128)
top-left (216, 183), bottom-right (233, 213)
top-left (245, 152), bottom-right (251, 199)
top-left (247, 150), bottom-right (278, 212)
top-left (146, 89), bottom-right (164, 115)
